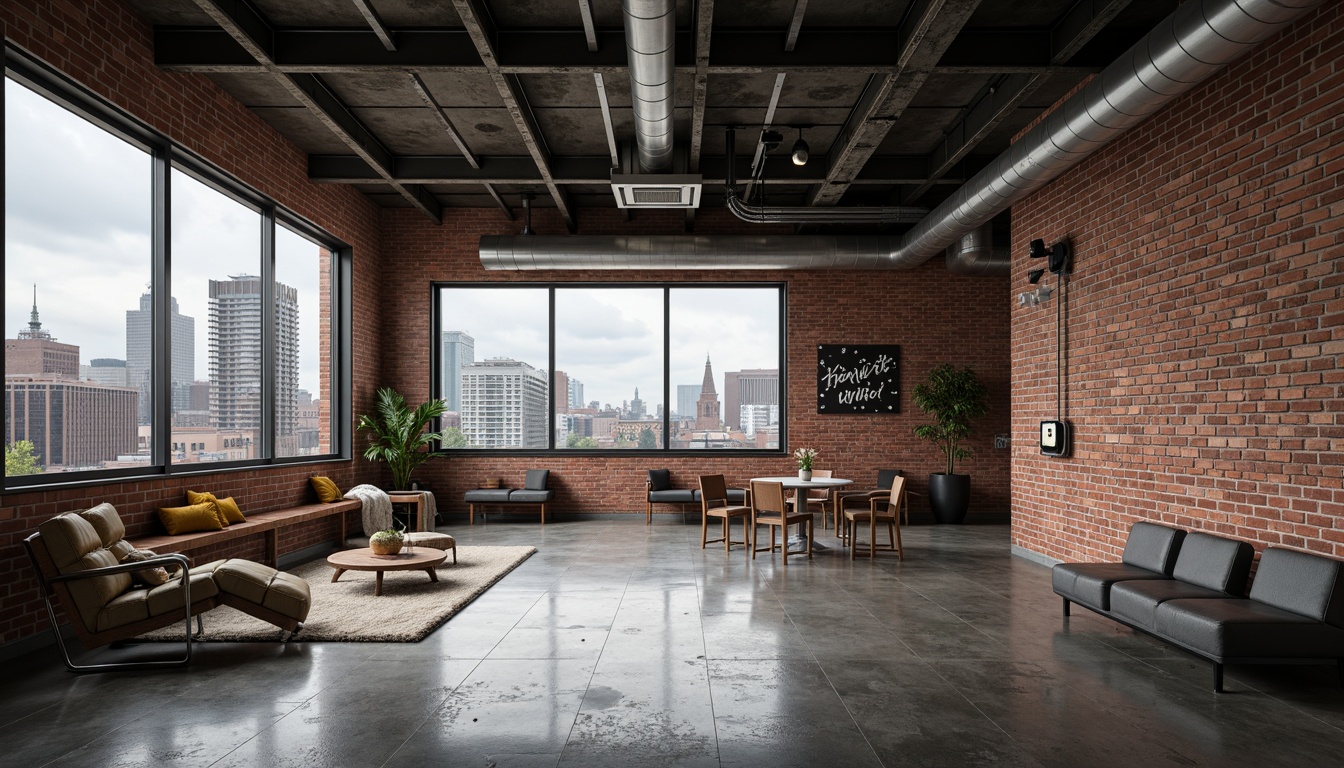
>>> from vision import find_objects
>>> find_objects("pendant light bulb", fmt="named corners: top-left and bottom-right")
top-left (791, 128), bottom-right (809, 166)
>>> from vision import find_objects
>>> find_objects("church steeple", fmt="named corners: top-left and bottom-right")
top-left (695, 354), bottom-right (721, 429)
top-left (700, 355), bottom-right (716, 395)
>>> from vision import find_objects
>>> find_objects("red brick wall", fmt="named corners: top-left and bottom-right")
top-left (0, 0), bottom-right (382, 645)
top-left (1010, 3), bottom-right (1344, 564)
top-left (378, 206), bottom-right (1012, 519)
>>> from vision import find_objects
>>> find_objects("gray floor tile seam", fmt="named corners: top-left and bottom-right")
top-left (807, 651), bottom-right (895, 768)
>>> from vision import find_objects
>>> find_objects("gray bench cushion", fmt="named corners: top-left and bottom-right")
top-left (1053, 563), bottom-right (1171, 612)
top-left (1171, 532), bottom-right (1253, 595)
top-left (648, 489), bottom-right (697, 504)
top-left (464, 489), bottom-right (513, 503)
top-left (1154, 598), bottom-right (1344, 660)
top-left (1121, 521), bottom-right (1186, 573)
top-left (1110, 579), bottom-right (1232, 630)
top-left (524, 469), bottom-right (550, 491)
top-left (1248, 547), bottom-right (1344, 627)
top-left (508, 489), bottom-right (552, 503)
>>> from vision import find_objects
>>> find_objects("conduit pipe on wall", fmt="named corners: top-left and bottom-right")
top-left (482, 0), bottom-right (1326, 271)
top-left (623, 0), bottom-right (676, 171)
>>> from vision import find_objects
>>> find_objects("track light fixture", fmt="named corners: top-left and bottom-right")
top-left (1028, 268), bottom-right (1045, 284)
top-left (791, 128), bottom-right (809, 166)
top-left (760, 130), bottom-right (783, 152)
top-left (1028, 237), bottom-right (1072, 274)
top-left (520, 193), bottom-right (535, 235)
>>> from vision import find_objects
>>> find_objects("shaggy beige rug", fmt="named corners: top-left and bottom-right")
top-left (139, 545), bottom-right (535, 643)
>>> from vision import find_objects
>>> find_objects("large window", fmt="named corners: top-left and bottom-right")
top-left (434, 284), bottom-right (785, 451)
top-left (3, 53), bottom-right (349, 487)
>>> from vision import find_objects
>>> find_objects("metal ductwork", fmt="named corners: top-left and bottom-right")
top-left (484, 0), bottom-right (1325, 271)
top-left (945, 224), bottom-right (1008, 276)
top-left (623, 0), bottom-right (675, 172)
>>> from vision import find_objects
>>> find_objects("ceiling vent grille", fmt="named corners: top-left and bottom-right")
top-left (611, 174), bottom-right (702, 209)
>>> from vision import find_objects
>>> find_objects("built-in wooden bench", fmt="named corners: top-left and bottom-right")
top-left (129, 499), bottom-right (362, 568)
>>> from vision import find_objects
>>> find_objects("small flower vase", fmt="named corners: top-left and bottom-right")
top-left (798, 469), bottom-right (813, 481)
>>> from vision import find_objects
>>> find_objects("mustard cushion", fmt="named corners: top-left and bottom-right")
top-left (185, 490), bottom-right (230, 527)
top-left (214, 496), bottom-right (245, 524)
top-left (310, 476), bottom-right (342, 503)
top-left (157, 503), bottom-right (224, 535)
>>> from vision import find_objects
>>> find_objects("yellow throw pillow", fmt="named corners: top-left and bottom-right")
top-left (185, 490), bottom-right (229, 527)
top-left (157, 503), bottom-right (224, 535)
top-left (311, 476), bottom-right (342, 503)
top-left (214, 495), bottom-right (245, 524)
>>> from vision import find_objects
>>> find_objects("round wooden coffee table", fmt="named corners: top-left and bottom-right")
top-left (327, 548), bottom-right (448, 596)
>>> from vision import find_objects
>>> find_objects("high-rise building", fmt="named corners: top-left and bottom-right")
top-left (628, 387), bottom-right (646, 419)
top-left (81, 358), bottom-right (128, 388)
top-left (5, 288), bottom-right (78, 379)
top-left (459, 358), bottom-right (548, 448)
top-left (740, 403), bottom-right (780, 437)
top-left (568, 378), bottom-right (584, 410)
top-left (724, 368), bottom-right (780, 430)
top-left (126, 291), bottom-right (194, 425)
top-left (676, 384), bottom-right (701, 420)
top-left (207, 276), bottom-right (299, 454)
top-left (440, 331), bottom-right (475, 411)
top-left (554, 370), bottom-right (571, 414)
top-left (695, 356), bottom-right (721, 429)
top-left (5, 377), bottom-right (138, 470)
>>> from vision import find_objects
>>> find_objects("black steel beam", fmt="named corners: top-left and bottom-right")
top-left (1052, 0), bottom-right (1134, 64)
top-left (352, 0), bottom-right (397, 52)
top-left (484, 183), bottom-right (515, 220)
top-left (688, 0), bottom-right (715, 172)
top-left (784, 0), bottom-right (809, 53)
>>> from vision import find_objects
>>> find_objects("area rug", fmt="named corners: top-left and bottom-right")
top-left (139, 545), bottom-right (535, 643)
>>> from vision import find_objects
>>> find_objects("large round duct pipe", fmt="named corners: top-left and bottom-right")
top-left (480, 235), bottom-right (905, 270)
top-left (945, 224), bottom-right (1008, 276)
top-left (624, 0), bottom-right (676, 172)
top-left (484, 0), bottom-right (1325, 270)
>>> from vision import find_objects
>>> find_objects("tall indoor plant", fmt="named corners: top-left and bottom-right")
top-left (356, 387), bottom-right (449, 491)
top-left (912, 364), bottom-right (988, 524)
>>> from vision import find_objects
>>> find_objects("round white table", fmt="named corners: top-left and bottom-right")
top-left (749, 476), bottom-right (854, 551)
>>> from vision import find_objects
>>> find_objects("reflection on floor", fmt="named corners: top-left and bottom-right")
top-left (3, 519), bottom-right (1342, 767)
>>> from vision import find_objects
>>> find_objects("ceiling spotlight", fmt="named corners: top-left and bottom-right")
top-left (791, 128), bottom-right (809, 166)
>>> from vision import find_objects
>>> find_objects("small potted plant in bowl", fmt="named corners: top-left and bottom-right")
top-left (794, 447), bottom-right (818, 481)
top-left (369, 526), bottom-right (405, 556)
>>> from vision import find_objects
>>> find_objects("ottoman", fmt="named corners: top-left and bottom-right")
top-left (406, 532), bottom-right (457, 564)
top-left (211, 558), bottom-right (312, 637)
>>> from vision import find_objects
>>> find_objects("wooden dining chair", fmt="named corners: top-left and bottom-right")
top-left (698, 474), bottom-right (752, 555)
top-left (750, 480), bottom-right (813, 567)
top-left (787, 469), bottom-right (833, 523)
top-left (844, 474), bottom-right (905, 560)
top-left (835, 469), bottom-right (909, 543)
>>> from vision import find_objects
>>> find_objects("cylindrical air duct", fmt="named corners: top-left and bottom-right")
top-left (623, 0), bottom-right (676, 172)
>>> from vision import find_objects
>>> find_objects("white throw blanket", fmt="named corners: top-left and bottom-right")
top-left (344, 484), bottom-right (392, 537)
top-left (342, 486), bottom-right (439, 536)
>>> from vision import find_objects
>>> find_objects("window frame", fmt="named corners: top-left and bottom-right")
top-left (3, 45), bottom-right (352, 492)
top-left (431, 281), bottom-right (788, 456)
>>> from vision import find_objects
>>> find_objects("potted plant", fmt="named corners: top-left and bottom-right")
top-left (369, 526), bottom-right (405, 556)
top-left (912, 364), bottom-right (988, 524)
top-left (356, 387), bottom-right (449, 491)
top-left (794, 447), bottom-right (818, 481)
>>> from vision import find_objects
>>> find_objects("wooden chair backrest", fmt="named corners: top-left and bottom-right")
top-left (806, 469), bottom-right (833, 499)
top-left (699, 474), bottom-right (729, 510)
top-left (885, 475), bottom-right (907, 515)
top-left (750, 480), bottom-right (787, 517)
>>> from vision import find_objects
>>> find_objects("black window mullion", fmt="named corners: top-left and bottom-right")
top-left (261, 207), bottom-right (276, 461)
top-left (662, 287), bottom-right (671, 450)
top-left (154, 144), bottom-right (171, 471)
top-left (548, 287), bottom-right (556, 450)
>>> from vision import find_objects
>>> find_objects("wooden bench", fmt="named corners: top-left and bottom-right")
top-left (130, 499), bottom-right (362, 568)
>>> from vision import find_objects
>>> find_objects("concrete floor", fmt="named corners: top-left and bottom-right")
top-left (3, 519), bottom-right (1343, 768)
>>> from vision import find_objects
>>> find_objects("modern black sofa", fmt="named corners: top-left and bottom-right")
top-left (645, 469), bottom-right (745, 525)
top-left (1053, 522), bottom-right (1344, 692)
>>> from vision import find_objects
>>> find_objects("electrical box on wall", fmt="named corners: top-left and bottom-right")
top-left (1040, 420), bottom-right (1071, 457)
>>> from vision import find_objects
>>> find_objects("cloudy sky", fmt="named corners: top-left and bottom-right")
top-left (440, 285), bottom-right (780, 412)
top-left (5, 78), bottom-right (323, 396)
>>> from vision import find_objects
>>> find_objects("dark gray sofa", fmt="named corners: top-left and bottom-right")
top-left (645, 469), bottom-right (744, 524)
top-left (1053, 523), bottom-right (1344, 691)
top-left (465, 469), bottom-right (554, 525)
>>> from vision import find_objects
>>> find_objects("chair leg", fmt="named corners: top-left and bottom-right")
top-left (1213, 663), bottom-right (1224, 693)
top-left (723, 516), bottom-right (731, 554)
top-left (646, 500), bottom-right (652, 525)
top-left (700, 513), bottom-right (709, 550)
top-left (848, 518), bottom-right (856, 561)
top-left (807, 518), bottom-right (814, 560)
top-left (893, 518), bottom-right (902, 559)
top-left (1062, 597), bottom-right (1071, 617)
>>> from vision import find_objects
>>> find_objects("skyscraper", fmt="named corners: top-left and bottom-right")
top-left (5, 287), bottom-right (78, 378)
top-left (724, 368), bottom-right (779, 430)
top-left (126, 291), bottom-right (194, 425)
top-left (459, 358), bottom-right (548, 448)
top-left (440, 330), bottom-right (475, 411)
top-left (676, 384), bottom-right (701, 420)
top-left (207, 276), bottom-right (298, 455)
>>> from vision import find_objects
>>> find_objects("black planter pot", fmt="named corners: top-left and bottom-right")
top-left (927, 473), bottom-right (970, 524)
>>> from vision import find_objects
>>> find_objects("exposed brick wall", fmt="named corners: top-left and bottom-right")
top-left (377, 206), bottom-right (1012, 520)
top-left (0, 0), bottom-right (382, 645)
top-left (1010, 3), bottom-right (1344, 564)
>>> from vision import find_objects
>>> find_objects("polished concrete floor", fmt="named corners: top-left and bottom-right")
top-left (3, 518), bottom-right (1343, 768)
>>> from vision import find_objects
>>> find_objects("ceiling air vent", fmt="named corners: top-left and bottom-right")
top-left (611, 174), bottom-right (702, 209)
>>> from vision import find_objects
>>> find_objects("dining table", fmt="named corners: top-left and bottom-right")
top-left (749, 475), bottom-right (854, 551)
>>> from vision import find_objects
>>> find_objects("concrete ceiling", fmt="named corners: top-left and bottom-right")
top-left (129, 0), bottom-right (1179, 230)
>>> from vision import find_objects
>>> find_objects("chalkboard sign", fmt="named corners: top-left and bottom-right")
top-left (817, 344), bottom-right (900, 414)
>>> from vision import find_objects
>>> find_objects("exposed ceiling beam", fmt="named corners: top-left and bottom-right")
top-left (688, 0), bottom-right (715, 172)
top-left (594, 73), bottom-right (620, 167)
top-left (451, 0), bottom-right (577, 232)
top-left (741, 73), bottom-right (787, 202)
top-left (901, 72), bottom-right (1042, 203)
top-left (351, 0), bottom-right (397, 52)
top-left (190, 0), bottom-right (441, 223)
top-left (578, 0), bottom-right (599, 53)
top-left (307, 154), bottom-right (968, 186)
top-left (808, 0), bottom-right (983, 207)
top-left (1051, 0), bottom-right (1134, 64)
top-left (154, 27), bottom-right (1095, 76)
top-left (483, 184), bottom-right (515, 220)
top-left (784, 0), bottom-right (809, 53)
top-left (409, 73), bottom-right (477, 167)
